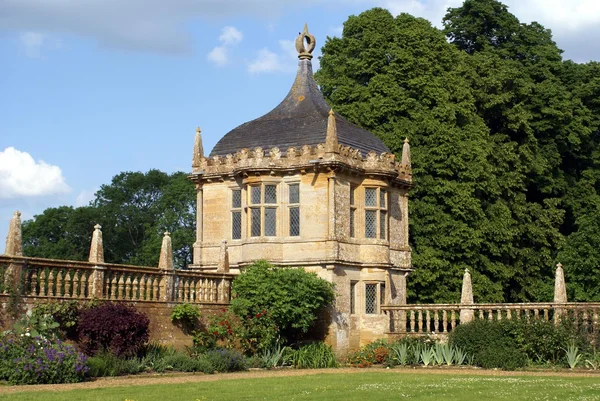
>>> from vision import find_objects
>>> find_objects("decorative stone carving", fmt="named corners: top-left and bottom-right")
top-left (269, 147), bottom-right (281, 160)
top-left (225, 154), bottom-right (234, 167)
top-left (4, 211), bottom-right (22, 256)
top-left (287, 147), bottom-right (298, 160)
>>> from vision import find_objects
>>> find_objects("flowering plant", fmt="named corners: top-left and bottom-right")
top-left (0, 335), bottom-right (88, 384)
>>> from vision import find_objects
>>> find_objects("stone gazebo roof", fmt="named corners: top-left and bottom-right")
top-left (210, 25), bottom-right (390, 158)
top-left (192, 25), bottom-right (411, 185)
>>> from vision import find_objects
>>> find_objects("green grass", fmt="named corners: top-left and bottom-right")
top-left (2, 371), bottom-right (600, 401)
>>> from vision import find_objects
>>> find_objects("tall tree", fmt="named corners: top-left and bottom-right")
top-left (22, 170), bottom-right (196, 269)
top-left (316, 6), bottom-right (567, 302)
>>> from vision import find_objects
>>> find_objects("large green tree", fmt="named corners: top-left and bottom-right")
top-left (22, 170), bottom-right (195, 269)
top-left (316, 5), bottom-right (574, 302)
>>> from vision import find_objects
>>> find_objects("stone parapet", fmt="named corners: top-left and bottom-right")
top-left (192, 143), bottom-right (412, 184)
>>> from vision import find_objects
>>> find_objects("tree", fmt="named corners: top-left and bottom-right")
top-left (22, 170), bottom-right (196, 269)
top-left (230, 261), bottom-right (335, 345)
top-left (316, 6), bottom-right (569, 302)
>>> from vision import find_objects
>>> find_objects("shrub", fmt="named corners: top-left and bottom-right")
top-left (32, 301), bottom-right (80, 340)
top-left (193, 309), bottom-right (244, 351)
top-left (0, 336), bottom-right (88, 384)
top-left (77, 302), bottom-right (150, 357)
top-left (287, 343), bottom-right (338, 369)
top-left (449, 319), bottom-right (526, 370)
top-left (202, 348), bottom-right (246, 372)
top-left (231, 261), bottom-right (335, 347)
top-left (86, 353), bottom-right (142, 377)
top-left (8, 310), bottom-right (60, 340)
top-left (170, 304), bottom-right (201, 334)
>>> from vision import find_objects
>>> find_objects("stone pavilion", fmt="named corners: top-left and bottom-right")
top-left (189, 25), bottom-right (413, 352)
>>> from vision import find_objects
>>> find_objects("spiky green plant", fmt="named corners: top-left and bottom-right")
top-left (390, 343), bottom-right (408, 366)
top-left (442, 344), bottom-right (455, 366)
top-left (420, 347), bottom-right (434, 367)
top-left (564, 343), bottom-right (582, 369)
top-left (454, 347), bottom-right (467, 365)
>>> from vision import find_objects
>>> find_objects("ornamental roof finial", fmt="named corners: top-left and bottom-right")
top-left (295, 23), bottom-right (315, 60)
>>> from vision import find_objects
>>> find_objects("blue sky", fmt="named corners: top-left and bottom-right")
top-left (1, 0), bottom-right (600, 249)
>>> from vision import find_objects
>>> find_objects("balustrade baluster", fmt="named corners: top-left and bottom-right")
top-left (39, 270), bottom-right (47, 296)
top-left (593, 310), bottom-right (599, 335)
top-left (506, 309), bottom-right (512, 320)
top-left (433, 310), bottom-right (439, 334)
top-left (48, 270), bottom-right (56, 296)
top-left (192, 279), bottom-right (199, 303)
top-left (141, 275), bottom-right (148, 300)
top-left (24, 269), bottom-right (31, 295)
top-left (133, 275), bottom-right (140, 300)
top-left (73, 271), bottom-right (80, 298)
top-left (29, 268), bottom-right (38, 296)
top-left (524, 309), bottom-right (530, 321)
top-left (410, 310), bottom-right (416, 333)
top-left (478, 309), bottom-right (484, 319)
top-left (533, 309), bottom-right (539, 319)
top-left (583, 311), bottom-right (589, 332)
top-left (153, 276), bottom-right (160, 301)
top-left (212, 280), bottom-right (218, 302)
top-left (417, 310), bottom-right (423, 333)
top-left (118, 274), bottom-right (125, 300)
top-left (109, 275), bottom-right (117, 299)
top-left (64, 271), bottom-right (72, 298)
top-left (450, 310), bottom-right (456, 330)
top-left (125, 275), bottom-right (132, 300)
top-left (442, 310), bottom-right (448, 333)
top-left (497, 309), bottom-right (502, 320)
top-left (543, 309), bottom-right (549, 321)
top-left (425, 310), bottom-right (431, 333)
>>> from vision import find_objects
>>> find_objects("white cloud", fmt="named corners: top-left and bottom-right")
top-left (248, 48), bottom-right (283, 74)
top-left (208, 46), bottom-right (229, 65)
top-left (75, 189), bottom-right (97, 207)
top-left (247, 40), bottom-right (300, 74)
top-left (0, 147), bottom-right (70, 199)
top-left (20, 31), bottom-right (45, 58)
top-left (219, 26), bottom-right (243, 45)
top-left (207, 25), bottom-right (243, 66)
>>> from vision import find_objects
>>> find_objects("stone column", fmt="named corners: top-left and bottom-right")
top-left (554, 263), bottom-right (567, 324)
top-left (460, 268), bottom-right (474, 323)
top-left (217, 240), bottom-right (229, 273)
top-left (159, 232), bottom-right (175, 301)
top-left (327, 174), bottom-right (337, 241)
top-left (193, 185), bottom-right (203, 265)
top-left (88, 224), bottom-right (106, 299)
top-left (3, 211), bottom-right (23, 295)
top-left (4, 211), bottom-right (23, 256)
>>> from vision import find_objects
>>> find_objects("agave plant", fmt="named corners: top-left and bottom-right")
top-left (441, 344), bottom-right (455, 366)
top-left (454, 347), bottom-right (467, 366)
top-left (420, 347), bottom-right (435, 367)
top-left (390, 343), bottom-right (409, 366)
top-left (410, 343), bottom-right (423, 365)
top-left (433, 343), bottom-right (445, 366)
top-left (564, 343), bottom-right (582, 369)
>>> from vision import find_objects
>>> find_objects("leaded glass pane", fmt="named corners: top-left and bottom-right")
top-left (265, 185), bottom-right (277, 204)
top-left (380, 211), bottom-right (386, 240)
top-left (251, 186), bottom-right (261, 205)
top-left (350, 186), bottom-right (355, 206)
top-left (365, 284), bottom-right (377, 314)
top-left (380, 189), bottom-right (386, 209)
top-left (380, 283), bottom-right (386, 309)
top-left (232, 189), bottom-right (241, 208)
top-left (251, 208), bottom-right (261, 237)
top-left (289, 207), bottom-right (300, 236)
top-left (232, 211), bottom-right (242, 239)
top-left (349, 209), bottom-right (355, 238)
top-left (350, 281), bottom-right (357, 314)
top-left (365, 188), bottom-right (377, 207)
top-left (264, 208), bottom-right (276, 236)
top-left (289, 184), bottom-right (299, 204)
top-left (365, 210), bottom-right (377, 238)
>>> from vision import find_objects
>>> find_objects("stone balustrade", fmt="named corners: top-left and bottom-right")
top-left (382, 302), bottom-right (600, 336)
top-left (0, 255), bottom-right (232, 305)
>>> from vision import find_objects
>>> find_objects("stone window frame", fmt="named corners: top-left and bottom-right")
top-left (364, 281), bottom-right (386, 315)
top-left (363, 187), bottom-right (388, 240)
top-left (247, 182), bottom-right (279, 237)
top-left (349, 185), bottom-right (356, 238)
top-left (230, 187), bottom-right (243, 240)
top-left (288, 182), bottom-right (300, 237)
top-left (350, 280), bottom-right (358, 314)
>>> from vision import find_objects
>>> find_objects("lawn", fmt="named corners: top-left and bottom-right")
top-left (2, 370), bottom-right (600, 401)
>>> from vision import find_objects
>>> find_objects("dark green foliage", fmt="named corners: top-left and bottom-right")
top-left (230, 261), bottom-right (335, 347)
top-left (86, 353), bottom-right (142, 377)
top-left (316, 1), bottom-right (600, 302)
top-left (286, 343), bottom-right (338, 369)
top-left (449, 319), bottom-right (526, 369)
top-left (77, 302), bottom-right (150, 357)
top-left (449, 318), bottom-right (586, 369)
top-left (170, 303), bottom-right (201, 334)
top-left (32, 301), bottom-right (80, 340)
top-left (22, 170), bottom-right (196, 269)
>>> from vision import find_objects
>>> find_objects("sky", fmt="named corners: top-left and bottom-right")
top-left (1, 0), bottom-right (600, 250)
